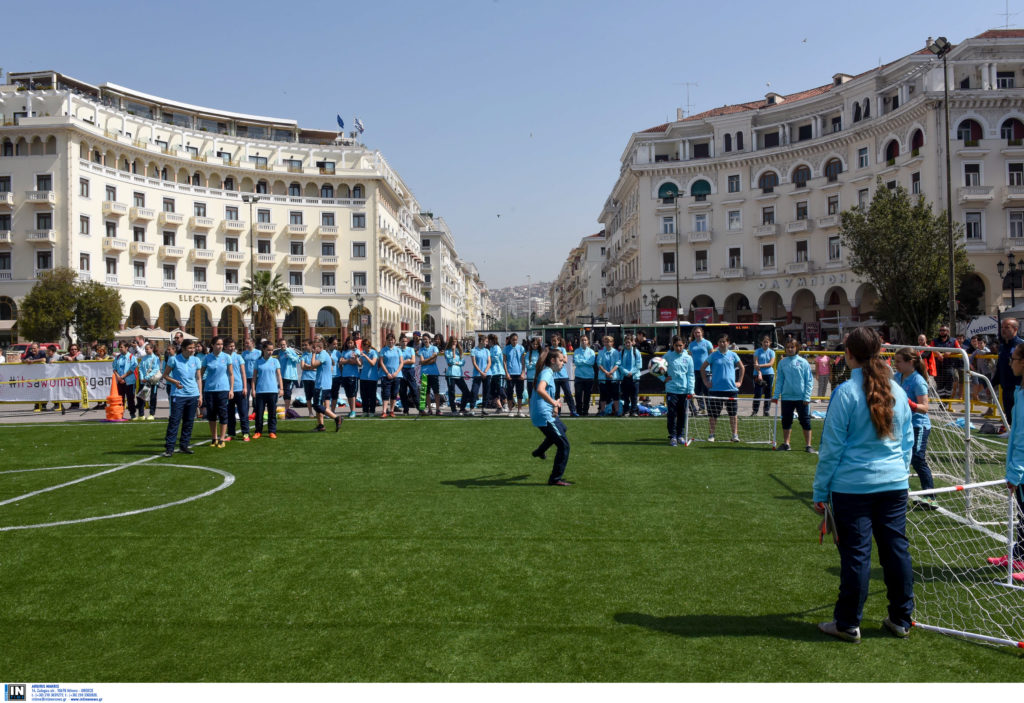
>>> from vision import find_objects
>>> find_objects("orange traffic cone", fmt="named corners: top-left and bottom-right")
top-left (106, 375), bottom-right (125, 421)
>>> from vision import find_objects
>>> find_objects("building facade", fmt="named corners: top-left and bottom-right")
top-left (566, 30), bottom-right (1024, 337)
top-left (419, 214), bottom-right (470, 340)
top-left (0, 70), bottom-right (484, 346)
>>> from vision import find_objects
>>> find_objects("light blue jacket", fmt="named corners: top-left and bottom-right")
top-left (596, 348), bottom-right (621, 382)
top-left (619, 347), bottom-right (643, 380)
top-left (812, 367), bottom-right (913, 502)
top-left (1006, 386), bottom-right (1024, 485)
top-left (773, 355), bottom-right (813, 402)
top-left (664, 350), bottom-right (695, 396)
top-left (573, 346), bottom-right (596, 379)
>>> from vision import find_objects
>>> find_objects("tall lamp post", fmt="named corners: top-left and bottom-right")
top-left (348, 292), bottom-right (366, 332)
top-left (997, 254), bottom-right (1019, 328)
top-left (241, 194), bottom-right (261, 340)
top-left (673, 189), bottom-right (681, 325)
top-left (642, 288), bottom-right (660, 324)
top-left (927, 36), bottom-right (957, 329)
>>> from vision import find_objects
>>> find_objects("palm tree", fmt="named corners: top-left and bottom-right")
top-left (235, 271), bottom-right (292, 340)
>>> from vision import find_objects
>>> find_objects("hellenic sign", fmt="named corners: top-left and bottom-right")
top-left (757, 273), bottom-right (848, 290)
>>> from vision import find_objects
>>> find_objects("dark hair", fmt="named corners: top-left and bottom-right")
top-left (717, 334), bottom-right (730, 344)
top-left (671, 335), bottom-right (684, 346)
top-left (534, 347), bottom-right (563, 386)
top-left (846, 327), bottom-right (894, 439)
top-left (895, 347), bottom-right (928, 380)
top-left (211, 335), bottom-right (224, 347)
top-left (261, 341), bottom-right (273, 351)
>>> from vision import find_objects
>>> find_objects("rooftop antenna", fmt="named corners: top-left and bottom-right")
top-left (674, 82), bottom-right (698, 118)
top-left (1000, 0), bottom-right (1020, 28)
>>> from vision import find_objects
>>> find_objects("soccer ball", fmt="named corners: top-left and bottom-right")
top-left (648, 356), bottom-right (668, 382)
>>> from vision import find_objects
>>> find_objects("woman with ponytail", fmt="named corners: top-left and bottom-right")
top-left (529, 348), bottom-right (572, 486)
top-left (812, 327), bottom-right (914, 643)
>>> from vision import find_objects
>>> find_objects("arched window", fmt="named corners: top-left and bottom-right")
top-left (758, 171), bottom-right (779, 193)
top-left (657, 182), bottom-right (679, 202)
top-left (957, 119), bottom-right (982, 142)
top-left (862, 98), bottom-right (870, 119)
top-left (352, 184), bottom-right (364, 199)
top-left (724, 133), bottom-right (732, 152)
top-left (736, 132), bottom-right (743, 150)
top-left (884, 140), bottom-right (900, 162)
top-left (690, 179), bottom-right (712, 201)
top-left (792, 165), bottom-right (811, 188)
top-left (223, 177), bottom-right (234, 191)
top-left (1001, 118), bottom-right (1024, 142)
top-left (321, 184), bottom-right (334, 198)
top-left (853, 103), bottom-right (862, 122)
top-left (911, 129), bottom-right (924, 153)
top-left (288, 182), bottom-right (301, 197)
top-left (256, 180), bottom-right (268, 194)
top-left (191, 172), bottom-right (202, 186)
top-left (824, 158), bottom-right (843, 182)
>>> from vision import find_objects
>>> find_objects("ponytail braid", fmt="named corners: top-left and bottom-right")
top-left (846, 327), bottom-right (894, 439)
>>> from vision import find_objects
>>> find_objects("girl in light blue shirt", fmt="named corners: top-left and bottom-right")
top-left (619, 336), bottom-right (643, 417)
top-left (572, 335), bottom-right (596, 416)
top-left (445, 337), bottom-right (471, 415)
top-left (596, 335), bottom-right (621, 416)
top-left (893, 347), bottom-right (934, 493)
top-left (1001, 347), bottom-right (1024, 575)
top-left (663, 336), bottom-right (695, 446)
top-left (772, 339), bottom-right (815, 452)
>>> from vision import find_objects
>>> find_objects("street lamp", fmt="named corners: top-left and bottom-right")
top-left (348, 292), bottom-right (366, 332)
top-left (997, 252), bottom-right (1019, 309)
top-left (642, 288), bottom-right (660, 324)
top-left (241, 193), bottom-right (261, 340)
top-left (927, 36), bottom-right (957, 330)
top-left (673, 188), bottom-right (681, 325)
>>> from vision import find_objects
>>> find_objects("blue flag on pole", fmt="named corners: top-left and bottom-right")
top-left (336, 114), bottom-right (345, 130)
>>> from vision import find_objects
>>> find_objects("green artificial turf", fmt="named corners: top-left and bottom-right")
top-left (0, 417), bottom-right (1019, 682)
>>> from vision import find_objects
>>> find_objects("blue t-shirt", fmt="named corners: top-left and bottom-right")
top-left (380, 345), bottom-right (402, 375)
top-left (706, 349), bottom-right (741, 392)
top-left (113, 352), bottom-right (137, 379)
top-left (504, 344), bottom-right (525, 376)
top-left (471, 347), bottom-right (490, 377)
top-left (488, 345), bottom-right (505, 376)
top-left (525, 349), bottom-right (541, 377)
top-left (300, 351), bottom-right (316, 381)
top-left (202, 351), bottom-right (232, 393)
top-left (341, 349), bottom-right (360, 378)
top-left (895, 370), bottom-right (931, 429)
top-left (688, 338), bottom-right (714, 370)
top-left (445, 349), bottom-right (464, 377)
top-left (229, 351), bottom-right (246, 392)
top-left (529, 367), bottom-right (556, 427)
top-left (242, 349), bottom-right (261, 379)
top-left (254, 356), bottom-right (281, 394)
top-left (359, 349), bottom-right (380, 381)
top-left (314, 350), bottom-right (333, 390)
top-left (597, 348), bottom-right (621, 382)
top-left (276, 347), bottom-right (300, 381)
top-left (331, 349), bottom-right (343, 378)
top-left (166, 353), bottom-right (202, 398)
top-left (554, 346), bottom-right (569, 379)
top-left (419, 345), bottom-right (440, 375)
top-left (664, 350), bottom-right (695, 396)
top-left (138, 353), bottom-right (162, 382)
top-left (755, 347), bottom-right (776, 376)
top-left (400, 347), bottom-right (416, 377)
top-left (573, 347), bottom-right (596, 379)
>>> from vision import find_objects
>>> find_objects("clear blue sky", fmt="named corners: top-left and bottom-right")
top-left (5, 0), bottom-right (1011, 287)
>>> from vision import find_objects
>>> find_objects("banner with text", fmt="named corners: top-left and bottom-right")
top-left (0, 361), bottom-right (113, 403)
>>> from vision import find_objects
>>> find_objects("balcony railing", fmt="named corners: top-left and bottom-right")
top-left (27, 229), bottom-right (57, 244)
top-left (319, 256), bottom-right (339, 265)
top-left (786, 219), bottom-right (812, 233)
top-left (318, 225), bottom-right (339, 237)
top-left (158, 211), bottom-right (184, 226)
top-left (25, 190), bottom-right (55, 204)
top-left (102, 200), bottom-right (128, 217)
top-left (159, 246), bottom-right (185, 258)
top-left (786, 260), bottom-right (811, 274)
top-left (288, 255), bottom-right (308, 266)
top-left (225, 283), bottom-right (240, 293)
top-left (78, 271), bottom-right (92, 281)
top-left (102, 237), bottom-right (129, 252)
top-left (1003, 185), bottom-right (1024, 205)
top-left (221, 220), bottom-right (246, 233)
top-left (256, 253), bottom-right (276, 267)
top-left (130, 241), bottom-right (156, 256)
top-left (958, 185), bottom-right (994, 204)
top-left (289, 285), bottom-right (304, 294)
top-left (224, 251), bottom-right (246, 263)
top-left (723, 267), bottom-right (745, 278)
top-left (130, 206), bottom-right (155, 221)
top-left (189, 216), bottom-right (216, 230)
top-left (189, 248), bottom-right (216, 262)
top-left (193, 281), bottom-right (208, 291)
top-left (753, 224), bottom-right (778, 237)
top-left (133, 277), bottom-right (147, 286)
top-left (320, 286), bottom-right (337, 295)
top-left (0, 231), bottom-right (11, 245)
top-left (256, 222), bottom-right (278, 234)
top-left (0, 271), bottom-right (12, 280)
top-left (656, 231), bottom-right (677, 244)
top-left (162, 280), bottom-right (178, 289)
top-left (0, 192), bottom-right (13, 207)
top-left (817, 215), bottom-right (839, 229)
top-left (288, 224), bottom-right (308, 237)
top-left (687, 230), bottom-right (712, 243)
top-left (106, 274), bottom-right (119, 285)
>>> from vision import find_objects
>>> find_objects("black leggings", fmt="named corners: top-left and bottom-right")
top-left (574, 377), bottom-right (594, 415)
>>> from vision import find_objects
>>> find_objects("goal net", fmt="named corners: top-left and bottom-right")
top-left (897, 347), bottom-right (1024, 648)
top-left (684, 395), bottom-right (778, 445)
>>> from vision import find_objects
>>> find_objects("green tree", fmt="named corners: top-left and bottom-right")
top-left (839, 181), bottom-right (973, 341)
top-left (74, 279), bottom-right (124, 344)
top-left (235, 271), bottom-right (292, 340)
top-left (18, 268), bottom-right (78, 342)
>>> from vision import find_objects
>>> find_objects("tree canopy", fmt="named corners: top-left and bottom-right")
top-left (18, 268), bottom-right (124, 344)
top-left (839, 181), bottom-right (973, 341)
top-left (235, 271), bottom-right (292, 340)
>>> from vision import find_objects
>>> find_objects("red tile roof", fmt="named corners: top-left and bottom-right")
top-left (974, 29), bottom-right (1024, 39)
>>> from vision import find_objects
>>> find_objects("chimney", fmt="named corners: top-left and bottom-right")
top-left (677, 107), bottom-right (684, 121)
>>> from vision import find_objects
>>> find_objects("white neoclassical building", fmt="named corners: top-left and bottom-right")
top-left (419, 214), bottom-right (470, 339)
top-left (562, 29), bottom-right (1024, 337)
top-left (0, 70), bottom-right (484, 346)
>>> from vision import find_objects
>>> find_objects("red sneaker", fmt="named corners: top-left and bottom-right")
top-left (252, 432), bottom-right (261, 439)
top-left (243, 435), bottom-right (251, 442)
top-left (268, 433), bottom-right (277, 439)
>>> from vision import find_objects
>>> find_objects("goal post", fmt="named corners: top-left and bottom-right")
top-left (684, 394), bottom-right (778, 446)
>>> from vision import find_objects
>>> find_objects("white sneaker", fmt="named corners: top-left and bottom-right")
top-left (707, 436), bottom-right (715, 442)
top-left (731, 435), bottom-right (740, 443)
top-left (146, 415), bottom-right (154, 421)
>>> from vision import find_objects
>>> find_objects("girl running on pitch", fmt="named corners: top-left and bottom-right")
top-left (773, 339), bottom-right (816, 453)
top-left (530, 347), bottom-right (572, 486)
top-left (664, 335), bottom-right (695, 446)
top-left (892, 347), bottom-right (934, 497)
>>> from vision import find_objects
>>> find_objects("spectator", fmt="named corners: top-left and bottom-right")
top-left (969, 335), bottom-right (994, 415)
top-left (687, 327), bottom-right (714, 415)
top-left (915, 333), bottom-right (937, 391)
top-left (22, 342), bottom-right (47, 412)
top-left (998, 318), bottom-right (1024, 422)
top-left (814, 346), bottom-right (832, 402)
top-left (635, 330), bottom-right (656, 355)
top-left (931, 324), bottom-right (961, 399)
